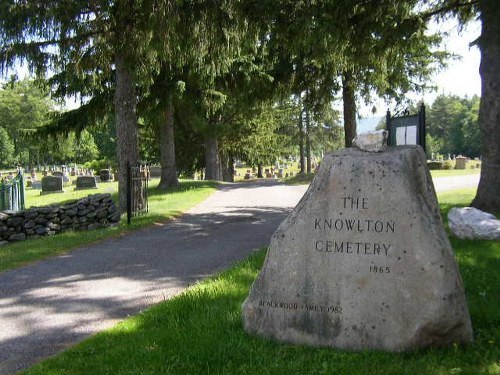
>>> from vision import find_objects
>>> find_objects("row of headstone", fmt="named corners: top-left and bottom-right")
top-left (40, 175), bottom-right (99, 194)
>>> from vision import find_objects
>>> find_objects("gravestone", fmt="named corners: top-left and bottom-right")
top-left (100, 169), bottom-right (113, 182)
top-left (52, 171), bottom-right (63, 177)
top-left (149, 166), bottom-right (162, 179)
top-left (243, 146), bottom-right (473, 351)
top-left (62, 172), bottom-right (70, 184)
top-left (244, 170), bottom-right (253, 180)
top-left (41, 176), bottom-right (65, 194)
top-left (455, 156), bottom-right (467, 170)
top-left (75, 176), bottom-right (98, 190)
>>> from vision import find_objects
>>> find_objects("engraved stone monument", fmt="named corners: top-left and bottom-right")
top-left (242, 145), bottom-right (473, 351)
top-left (41, 176), bottom-right (65, 194)
top-left (100, 169), bottom-right (114, 182)
top-left (75, 176), bottom-right (98, 190)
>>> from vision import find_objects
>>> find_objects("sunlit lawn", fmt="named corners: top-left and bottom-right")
top-left (21, 187), bottom-right (500, 375)
top-left (430, 168), bottom-right (481, 177)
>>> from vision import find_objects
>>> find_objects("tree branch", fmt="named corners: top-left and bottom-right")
top-left (419, 0), bottom-right (479, 21)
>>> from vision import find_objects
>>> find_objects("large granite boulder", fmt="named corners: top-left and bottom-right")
top-left (448, 207), bottom-right (500, 240)
top-left (242, 146), bottom-right (473, 352)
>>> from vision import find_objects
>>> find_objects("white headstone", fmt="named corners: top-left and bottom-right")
top-left (243, 146), bottom-right (473, 351)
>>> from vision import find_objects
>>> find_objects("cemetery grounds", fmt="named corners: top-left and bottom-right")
top-left (0, 170), bottom-right (498, 374)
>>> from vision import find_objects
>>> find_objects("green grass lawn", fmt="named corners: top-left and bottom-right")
top-left (430, 168), bottom-right (481, 178)
top-left (24, 180), bottom-right (120, 208)
top-left (0, 179), bottom-right (218, 272)
top-left (21, 188), bottom-right (500, 375)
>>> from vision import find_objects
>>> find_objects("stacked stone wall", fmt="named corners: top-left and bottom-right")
top-left (0, 193), bottom-right (120, 244)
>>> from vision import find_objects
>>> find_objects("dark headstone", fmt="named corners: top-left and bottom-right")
top-left (41, 176), bottom-right (65, 194)
top-left (149, 166), bottom-right (162, 178)
top-left (455, 156), bottom-right (468, 170)
top-left (75, 176), bottom-right (98, 190)
top-left (99, 169), bottom-right (113, 182)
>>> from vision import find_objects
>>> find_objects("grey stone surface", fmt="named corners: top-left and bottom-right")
top-left (41, 176), bottom-right (64, 194)
top-left (448, 207), bottom-right (500, 240)
top-left (352, 130), bottom-right (388, 152)
top-left (99, 169), bottom-right (113, 182)
top-left (243, 146), bottom-right (473, 351)
top-left (75, 176), bottom-right (98, 190)
top-left (0, 194), bottom-right (120, 243)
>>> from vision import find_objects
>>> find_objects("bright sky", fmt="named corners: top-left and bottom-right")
top-left (4, 18), bottom-right (482, 116)
top-left (419, 18), bottom-right (481, 103)
top-left (357, 18), bottom-right (481, 120)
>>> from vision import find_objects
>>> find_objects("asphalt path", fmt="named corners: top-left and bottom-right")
top-left (0, 174), bottom-right (479, 374)
top-left (0, 180), bottom-right (308, 374)
top-left (432, 173), bottom-right (480, 192)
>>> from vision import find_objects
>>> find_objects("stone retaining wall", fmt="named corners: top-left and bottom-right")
top-left (0, 193), bottom-right (121, 244)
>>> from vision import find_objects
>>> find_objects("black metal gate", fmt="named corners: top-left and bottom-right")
top-left (127, 163), bottom-right (149, 224)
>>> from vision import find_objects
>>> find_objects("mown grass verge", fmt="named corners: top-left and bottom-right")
top-left (430, 168), bottom-right (481, 178)
top-left (0, 180), bottom-right (218, 272)
top-left (22, 188), bottom-right (500, 374)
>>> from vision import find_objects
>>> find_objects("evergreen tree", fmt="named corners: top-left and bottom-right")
top-left (0, 127), bottom-right (15, 168)
top-left (0, 78), bottom-right (54, 167)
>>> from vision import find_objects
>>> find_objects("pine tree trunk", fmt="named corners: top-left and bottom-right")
top-left (342, 71), bottom-right (357, 148)
top-left (221, 153), bottom-right (235, 182)
top-left (257, 164), bottom-right (263, 178)
top-left (298, 110), bottom-right (305, 175)
top-left (472, 0), bottom-right (500, 212)
top-left (306, 105), bottom-right (312, 174)
top-left (158, 97), bottom-right (179, 189)
top-left (114, 51), bottom-right (139, 213)
top-left (205, 135), bottom-right (221, 181)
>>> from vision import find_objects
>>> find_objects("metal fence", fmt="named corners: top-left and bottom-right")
top-left (0, 171), bottom-right (25, 211)
top-left (126, 163), bottom-right (149, 224)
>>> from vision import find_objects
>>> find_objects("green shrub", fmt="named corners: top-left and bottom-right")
top-left (83, 158), bottom-right (116, 173)
top-left (442, 160), bottom-right (454, 170)
top-left (427, 161), bottom-right (443, 170)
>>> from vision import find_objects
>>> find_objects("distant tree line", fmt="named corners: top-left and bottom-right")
top-left (426, 95), bottom-right (481, 159)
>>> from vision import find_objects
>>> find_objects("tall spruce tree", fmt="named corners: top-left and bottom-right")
top-left (0, 0), bottom-right (158, 211)
top-left (416, 0), bottom-right (499, 211)
top-left (261, 1), bottom-right (444, 147)
top-left (470, 0), bottom-right (500, 211)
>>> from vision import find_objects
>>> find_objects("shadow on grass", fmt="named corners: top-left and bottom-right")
top-left (282, 172), bottom-right (315, 185)
top-left (9, 186), bottom-right (500, 374)
top-left (1, 202), bottom-right (294, 373)
top-left (26, 245), bottom-right (500, 375)
top-left (147, 180), bottom-right (220, 198)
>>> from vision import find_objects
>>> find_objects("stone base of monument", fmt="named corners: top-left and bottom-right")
top-left (242, 146), bottom-right (473, 352)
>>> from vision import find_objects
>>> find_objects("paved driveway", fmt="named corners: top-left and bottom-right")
top-left (432, 173), bottom-right (480, 192)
